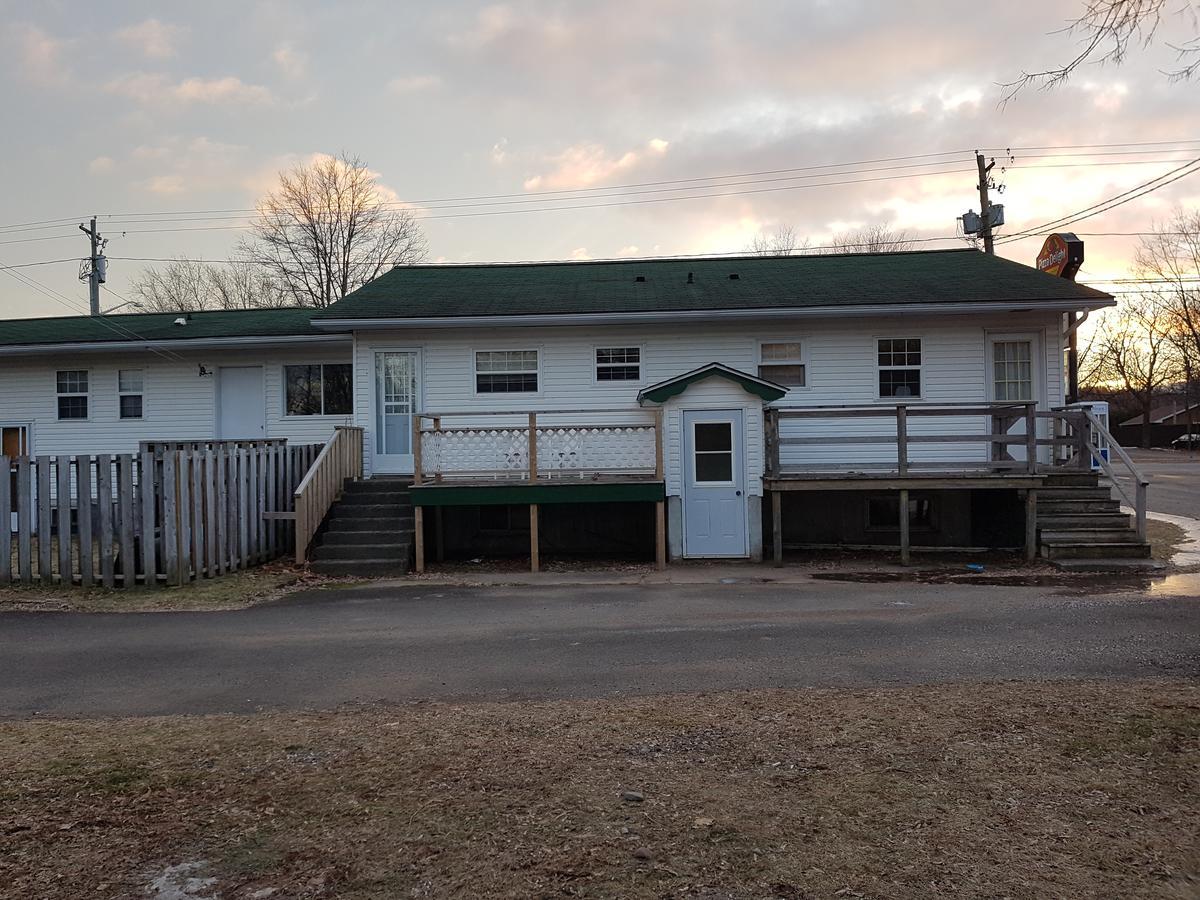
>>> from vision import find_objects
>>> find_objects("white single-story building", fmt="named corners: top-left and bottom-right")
top-left (1, 249), bottom-right (1125, 566)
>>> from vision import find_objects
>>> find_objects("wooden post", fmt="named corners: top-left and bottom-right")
top-left (528, 412), bottom-right (538, 482)
top-left (38, 457), bottom-right (53, 584)
top-left (898, 488), bottom-right (911, 566)
top-left (97, 455), bottom-right (113, 588)
top-left (56, 457), bottom-right (72, 584)
top-left (896, 405), bottom-right (908, 476)
top-left (412, 415), bottom-right (423, 486)
top-left (1025, 488), bottom-right (1038, 561)
top-left (162, 451), bottom-right (179, 585)
top-left (17, 456), bottom-right (32, 583)
top-left (529, 503), bottom-right (539, 572)
top-left (140, 450), bottom-right (158, 587)
top-left (771, 489), bottom-right (783, 566)
top-left (118, 456), bottom-right (135, 587)
top-left (0, 456), bottom-right (10, 584)
top-left (654, 408), bottom-right (665, 480)
top-left (1135, 480), bottom-right (1148, 541)
top-left (414, 505), bottom-right (425, 573)
top-left (1025, 403), bottom-right (1038, 474)
top-left (654, 500), bottom-right (666, 570)
top-left (764, 408), bottom-right (779, 477)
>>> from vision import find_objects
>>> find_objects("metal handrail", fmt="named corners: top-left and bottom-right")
top-left (1081, 409), bottom-right (1150, 540)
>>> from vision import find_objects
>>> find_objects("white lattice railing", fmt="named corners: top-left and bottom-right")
top-left (414, 410), bottom-right (662, 482)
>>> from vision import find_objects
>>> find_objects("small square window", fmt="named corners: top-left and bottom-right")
top-left (57, 396), bottom-right (88, 420)
top-left (119, 395), bottom-right (143, 419)
top-left (596, 347), bottom-right (641, 381)
top-left (759, 341), bottom-right (805, 387)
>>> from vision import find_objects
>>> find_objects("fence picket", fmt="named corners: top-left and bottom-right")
top-left (56, 457), bottom-right (72, 584)
top-left (97, 454), bottom-right (114, 589)
top-left (140, 451), bottom-right (157, 587)
top-left (118, 455), bottom-right (135, 587)
top-left (192, 450), bottom-right (204, 578)
top-left (78, 457), bottom-right (94, 587)
top-left (238, 448), bottom-right (249, 569)
top-left (216, 448), bottom-right (228, 575)
top-left (162, 451), bottom-right (179, 585)
top-left (0, 456), bottom-right (10, 584)
top-left (18, 457), bottom-right (32, 582)
top-left (37, 457), bottom-right (52, 583)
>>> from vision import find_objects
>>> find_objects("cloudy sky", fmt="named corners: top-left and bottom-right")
top-left (1, 0), bottom-right (1197, 320)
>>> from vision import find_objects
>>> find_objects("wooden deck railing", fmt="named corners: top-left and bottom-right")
top-left (1080, 409), bottom-right (1150, 539)
top-left (413, 408), bottom-right (664, 483)
top-left (293, 426), bottom-right (364, 563)
top-left (764, 403), bottom-right (1093, 477)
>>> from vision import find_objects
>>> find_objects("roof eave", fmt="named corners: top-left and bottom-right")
top-left (0, 333), bottom-right (350, 356)
top-left (312, 296), bottom-right (1115, 330)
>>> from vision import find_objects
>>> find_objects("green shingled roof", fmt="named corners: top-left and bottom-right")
top-left (0, 307), bottom-right (325, 348)
top-left (316, 249), bottom-right (1113, 321)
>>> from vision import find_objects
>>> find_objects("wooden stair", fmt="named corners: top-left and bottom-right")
top-left (308, 478), bottom-right (414, 576)
top-left (1036, 473), bottom-right (1151, 561)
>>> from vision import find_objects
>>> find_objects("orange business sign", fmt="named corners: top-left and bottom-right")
top-left (1036, 232), bottom-right (1084, 280)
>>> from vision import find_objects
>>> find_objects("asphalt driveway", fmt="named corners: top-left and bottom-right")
top-left (2, 574), bottom-right (1198, 718)
top-left (1122, 448), bottom-right (1200, 519)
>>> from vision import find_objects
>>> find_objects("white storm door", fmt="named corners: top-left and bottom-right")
top-left (988, 334), bottom-right (1043, 465)
top-left (682, 410), bottom-right (747, 558)
top-left (373, 350), bottom-right (420, 474)
top-left (217, 367), bottom-right (266, 439)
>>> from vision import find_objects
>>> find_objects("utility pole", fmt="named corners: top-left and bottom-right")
top-left (976, 152), bottom-right (995, 255)
top-left (78, 216), bottom-right (102, 315)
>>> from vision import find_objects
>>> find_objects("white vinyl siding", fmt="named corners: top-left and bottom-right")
top-left (0, 348), bottom-right (352, 456)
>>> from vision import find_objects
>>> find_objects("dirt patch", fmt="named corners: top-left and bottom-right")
top-left (1148, 518), bottom-right (1189, 562)
top-left (2, 680), bottom-right (1198, 898)
top-left (0, 564), bottom-right (343, 613)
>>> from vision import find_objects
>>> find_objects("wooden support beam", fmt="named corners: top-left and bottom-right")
top-left (654, 500), bottom-right (666, 570)
top-left (898, 488), bottom-right (911, 566)
top-left (654, 408), bottom-right (665, 480)
top-left (529, 503), bottom-right (539, 572)
top-left (412, 416), bottom-right (423, 486)
top-left (414, 505), bottom-right (425, 573)
top-left (771, 489), bottom-right (783, 566)
top-left (1025, 403), bottom-right (1038, 474)
top-left (896, 405), bottom-right (908, 476)
top-left (1025, 488), bottom-right (1038, 561)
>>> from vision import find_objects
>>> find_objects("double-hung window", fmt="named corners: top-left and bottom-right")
top-left (56, 370), bottom-right (88, 420)
top-left (475, 350), bottom-right (538, 393)
top-left (595, 347), bottom-right (640, 381)
top-left (877, 338), bottom-right (922, 398)
top-left (118, 369), bottom-right (144, 419)
top-left (992, 340), bottom-right (1034, 401)
top-left (285, 364), bottom-right (353, 416)
top-left (758, 341), bottom-right (805, 387)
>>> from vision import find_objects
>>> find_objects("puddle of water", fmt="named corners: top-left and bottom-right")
top-left (1145, 572), bottom-right (1200, 598)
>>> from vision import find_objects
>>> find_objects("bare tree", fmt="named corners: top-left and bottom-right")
top-left (131, 257), bottom-right (287, 312)
top-left (1005, 0), bottom-right (1199, 100)
top-left (828, 224), bottom-right (915, 254)
top-left (747, 224), bottom-right (806, 256)
top-left (1135, 208), bottom-right (1200, 372)
top-left (1088, 294), bottom-right (1184, 446)
top-left (240, 153), bottom-right (428, 309)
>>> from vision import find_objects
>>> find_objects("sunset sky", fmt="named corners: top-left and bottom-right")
top-left (1, 0), bottom-right (1197, 321)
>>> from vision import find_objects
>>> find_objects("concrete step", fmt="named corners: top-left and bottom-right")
top-left (338, 491), bottom-right (412, 507)
top-left (342, 479), bottom-right (412, 494)
top-left (319, 529), bottom-right (411, 546)
top-left (1040, 528), bottom-right (1142, 544)
top-left (1036, 513), bottom-right (1133, 529)
top-left (326, 502), bottom-right (411, 518)
top-left (1041, 541), bottom-right (1151, 560)
top-left (325, 516), bottom-right (414, 532)
top-left (1037, 499), bottom-right (1122, 514)
top-left (1037, 487), bottom-right (1115, 501)
top-left (310, 542), bottom-right (411, 562)
top-left (310, 559), bottom-right (411, 577)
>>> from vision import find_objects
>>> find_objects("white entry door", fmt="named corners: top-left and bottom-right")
top-left (217, 367), bottom-right (265, 439)
top-left (374, 350), bottom-right (420, 473)
top-left (682, 409), bottom-right (747, 558)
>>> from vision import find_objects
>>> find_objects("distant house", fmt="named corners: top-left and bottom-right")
top-left (1119, 400), bottom-right (1200, 426)
top-left (1, 249), bottom-right (1131, 566)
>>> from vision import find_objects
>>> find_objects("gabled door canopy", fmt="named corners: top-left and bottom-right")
top-left (637, 362), bottom-right (787, 405)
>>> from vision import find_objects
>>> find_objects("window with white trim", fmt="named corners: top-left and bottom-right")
top-left (992, 340), bottom-right (1033, 401)
top-left (475, 350), bottom-right (538, 393)
top-left (758, 341), bottom-right (805, 387)
top-left (56, 370), bottom-right (88, 420)
top-left (118, 369), bottom-right (144, 419)
top-left (595, 346), bottom-right (640, 381)
top-left (877, 338), bottom-right (922, 398)
top-left (285, 364), bottom-right (352, 416)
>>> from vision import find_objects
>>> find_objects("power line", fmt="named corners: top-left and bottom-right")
top-left (996, 157), bottom-right (1200, 244)
top-left (0, 257), bottom-right (80, 271)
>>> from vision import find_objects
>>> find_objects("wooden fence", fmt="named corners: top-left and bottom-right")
top-left (1, 442), bottom-right (321, 587)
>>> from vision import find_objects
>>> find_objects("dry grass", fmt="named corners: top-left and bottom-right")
top-left (0, 563), bottom-right (325, 612)
top-left (2, 680), bottom-right (1198, 898)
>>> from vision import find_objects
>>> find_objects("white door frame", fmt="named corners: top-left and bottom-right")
top-left (216, 366), bottom-right (266, 440)
top-left (371, 347), bottom-right (423, 474)
top-left (681, 408), bottom-right (748, 558)
top-left (986, 331), bottom-right (1048, 464)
